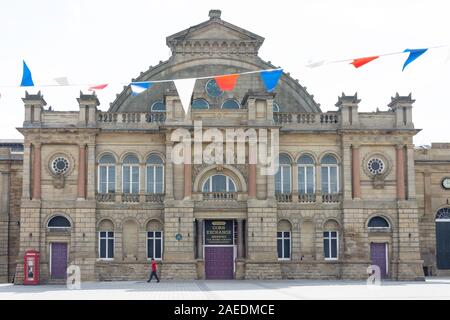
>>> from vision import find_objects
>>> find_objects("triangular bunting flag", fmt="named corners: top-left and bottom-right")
top-left (214, 74), bottom-right (239, 91)
top-left (54, 77), bottom-right (69, 86)
top-left (88, 84), bottom-right (108, 91)
top-left (174, 78), bottom-right (196, 114)
top-left (351, 56), bottom-right (380, 68)
top-left (260, 69), bottom-right (283, 92)
top-left (130, 82), bottom-right (153, 96)
top-left (20, 60), bottom-right (34, 87)
top-left (402, 48), bottom-right (428, 71)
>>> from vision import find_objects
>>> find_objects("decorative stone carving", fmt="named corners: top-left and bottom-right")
top-left (52, 174), bottom-right (65, 189)
top-left (372, 174), bottom-right (385, 189)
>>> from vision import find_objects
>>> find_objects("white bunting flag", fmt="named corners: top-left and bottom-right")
top-left (174, 78), bottom-right (196, 114)
top-left (54, 77), bottom-right (70, 86)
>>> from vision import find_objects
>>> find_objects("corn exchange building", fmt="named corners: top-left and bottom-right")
top-left (1, 10), bottom-right (450, 283)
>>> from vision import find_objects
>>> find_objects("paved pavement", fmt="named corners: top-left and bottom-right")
top-left (1, 278), bottom-right (450, 300)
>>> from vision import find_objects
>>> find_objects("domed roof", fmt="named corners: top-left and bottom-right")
top-left (109, 10), bottom-right (321, 113)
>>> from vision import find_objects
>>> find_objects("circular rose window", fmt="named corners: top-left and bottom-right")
top-left (51, 157), bottom-right (69, 175)
top-left (367, 158), bottom-right (385, 175)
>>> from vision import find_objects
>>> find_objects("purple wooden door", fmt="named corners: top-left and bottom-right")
top-left (205, 247), bottom-right (234, 280)
top-left (370, 243), bottom-right (387, 278)
top-left (51, 243), bottom-right (68, 279)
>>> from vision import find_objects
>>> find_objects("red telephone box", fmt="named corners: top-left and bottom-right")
top-left (24, 250), bottom-right (40, 285)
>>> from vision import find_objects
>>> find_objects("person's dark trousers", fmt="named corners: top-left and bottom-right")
top-left (148, 271), bottom-right (160, 282)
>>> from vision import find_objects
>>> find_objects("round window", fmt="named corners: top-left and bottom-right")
top-left (368, 158), bottom-right (385, 175)
top-left (205, 79), bottom-right (224, 97)
top-left (51, 157), bottom-right (69, 175)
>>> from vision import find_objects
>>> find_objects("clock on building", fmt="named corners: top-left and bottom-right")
top-left (442, 177), bottom-right (450, 190)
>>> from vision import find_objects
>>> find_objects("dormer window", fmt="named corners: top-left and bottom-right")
top-left (205, 79), bottom-right (224, 97)
top-left (221, 99), bottom-right (240, 109)
top-left (192, 99), bottom-right (210, 109)
top-left (151, 101), bottom-right (166, 112)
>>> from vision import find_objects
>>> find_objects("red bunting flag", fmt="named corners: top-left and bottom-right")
top-left (88, 84), bottom-right (108, 91)
top-left (351, 56), bottom-right (380, 68)
top-left (214, 74), bottom-right (239, 91)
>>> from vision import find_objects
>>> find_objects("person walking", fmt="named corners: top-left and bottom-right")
top-left (147, 258), bottom-right (160, 283)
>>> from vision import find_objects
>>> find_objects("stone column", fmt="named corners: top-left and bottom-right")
top-left (22, 143), bottom-right (31, 199)
top-left (184, 163), bottom-right (192, 199)
top-left (237, 219), bottom-right (244, 259)
top-left (32, 143), bottom-right (41, 200)
top-left (86, 143), bottom-right (96, 200)
top-left (351, 145), bottom-right (361, 199)
top-left (197, 219), bottom-right (204, 259)
top-left (396, 145), bottom-right (406, 200)
top-left (165, 141), bottom-right (174, 200)
top-left (77, 144), bottom-right (86, 199)
top-left (248, 164), bottom-right (256, 198)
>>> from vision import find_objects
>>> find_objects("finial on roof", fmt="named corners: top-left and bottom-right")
top-left (209, 10), bottom-right (221, 20)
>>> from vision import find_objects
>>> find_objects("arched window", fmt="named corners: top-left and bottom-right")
top-left (122, 154), bottom-right (140, 194)
top-left (298, 154), bottom-right (315, 194)
top-left (151, 100), bottom-right (166, 112)
top-left (275, 154), bottom-right (292, 194)
top-left (221, 99), bottom-right (240, 109)
top-left (368, 216), bottom-right (390, 229)
top-left (146, 154), bottom-right (164, 194)
top-left (98, 220), bottom-right (114, 260)
top-left (98, 153), bottom-right (116, 194)
top-left (436, 207), bottom-right (450, 221)
top-left (147, 220), bottom-right (163, 260)
top-left (192, 98), bottom-right (210, 109)
top-left (47, 216), bottom-right (71, 229)
top-left (202, 174), bottom-right (236, 192)
top-left (277, 220), bottom-right (292, 260)
top-left (321, 154), bottom-right (339, 194)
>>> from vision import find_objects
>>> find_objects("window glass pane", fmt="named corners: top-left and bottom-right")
top-left (324, 239), bottom-right (330, 258)
top-left (331, 231), bottom-right (337, 238)
top-left (147, 166), bottom-right (154, 193)
top-left (212, 175), bottom-right (227, 192)
top-left (330, 167), bottom-right (338, 193)
top-left (148, 239), bottom-right (154, 258)
top-left (321, 167), bottom-right (329, 193)
top-left (100, 238), bottom-right (106, 258)
top-left (284, 239), bottom-right (290, 258)
top-left (100, 231), bottom-right (106, 237)
top-left (123, 166), bottom-right (130, 193)
top-left (108, 166), bottom-right (115, 192)
top-left (108, 232), bottom-right (114, 238)
top-left (155, 167), bottom-right (163, 193)
top-left (108, 239), bottom-right (114, 258)
top-left (155, 232), bottom-right (162, 238)
top-left (331, 239), bottom-right (338, 258)
top-left (132, 166), bottom-right (140, 194)
top-left (298, 167), bottom-right (305, 194)
top-left (277, 239), bottom-right (283, 258)
top-left (99, 167), bottom-right (107, 193)
top-left (277, 232), bottom-right (282, 238)
top-left (155, 239), bottom-right (162, 258)
top-left (306, 167), bottom-right (314, 193)
top-left (282, 166), bottom-right (291, 193)
top-left (284, 232), bottom-right (290, 238)
top-left (148, 231), bottom-right (154, 238)
top-left (275, 170), bottom-right (282, 193)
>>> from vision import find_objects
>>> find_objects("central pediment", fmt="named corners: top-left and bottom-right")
top-left (166, 10), bottom-right (264, 55)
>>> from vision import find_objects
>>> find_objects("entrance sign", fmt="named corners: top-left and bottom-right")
top-left (205, 220), bottom-right (233, 245)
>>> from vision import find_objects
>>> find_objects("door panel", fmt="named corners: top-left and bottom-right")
top-left (370, 243), bottom-right (387, 278)
top-left (205, 247), bottom-right (234, 280)
top-left (51, 243), bottom-right (68, 279)
top-left (436, 222), bottom-right (450, 269)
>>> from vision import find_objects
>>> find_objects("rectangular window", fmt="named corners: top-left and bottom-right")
top-left (277, 231), bottom-right (291, 260)
top-left (147, 231), bottom-right (163, 260)
top-left (123, 165), bottom-right (140, 194)
top-left (99, 165), bottom-right (115, 193)
top-left (299, 166), bottom-right (315, 194)
top-left (323, 231), bottom-right (338, 260)
top-left (99, 231), bottom-right (114, 259)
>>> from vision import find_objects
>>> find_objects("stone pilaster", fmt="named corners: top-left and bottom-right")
top-left (32, 143), bottom-right (41, 200)
top-left (77, 144), bottom-right (86, 199)
top-left (351, 145), bottom-right (361, 199)
top-left (396, 145), bottom-right (406, 200)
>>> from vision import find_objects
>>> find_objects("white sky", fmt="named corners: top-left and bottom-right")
top-left (0, 0), bottom-right (449, 145)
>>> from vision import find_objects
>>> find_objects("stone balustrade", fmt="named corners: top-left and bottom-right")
top-left (96, 193), bottom-right (116, 203)
top-left (97, 112), bottom-right (166, 124)
top-left (275, 192), bottom-right (341, 204)
top-left (145, 193), bottom-right (165, 203)
top-left (273, 112), bottom-right (339, 125)
top-left (121, 193), bottom-right (140, 203)
top-left (203, 192), bottom-right (237, 201)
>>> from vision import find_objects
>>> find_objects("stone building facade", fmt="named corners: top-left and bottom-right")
top-left (1, 10), bottom-right (450, 283)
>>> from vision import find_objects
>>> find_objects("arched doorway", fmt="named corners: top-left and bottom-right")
top-left (436, 208), bottom-right (450, 270)
top-left (47, 215), bottom-right (71, 279)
